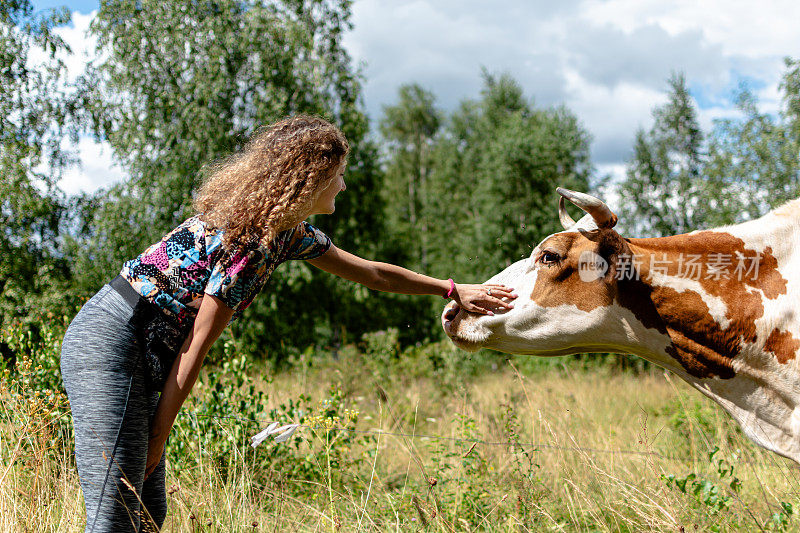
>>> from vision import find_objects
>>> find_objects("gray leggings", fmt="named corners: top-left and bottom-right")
top-left (60, 284), bottom-right (167, 532)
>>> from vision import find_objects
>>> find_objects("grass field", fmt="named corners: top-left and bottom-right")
top-left (2, 331), bottom-right (799, 532)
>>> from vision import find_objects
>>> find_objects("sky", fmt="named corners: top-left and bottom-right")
top-left (31, 0), bottom-right (800, 196)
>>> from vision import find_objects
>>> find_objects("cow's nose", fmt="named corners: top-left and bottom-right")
top-left (443, 302), bottom-right (460, 322)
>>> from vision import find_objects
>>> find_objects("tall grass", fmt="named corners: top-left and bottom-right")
top-left (1, 324), bottom-right (798, 531)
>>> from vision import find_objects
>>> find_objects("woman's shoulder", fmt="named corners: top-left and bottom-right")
top-left (162, 214), bottom-right (207, 237)
top-left (279, 220), bottom-right (321, 245)
top-left (279, 220), bottom-right (331, 260)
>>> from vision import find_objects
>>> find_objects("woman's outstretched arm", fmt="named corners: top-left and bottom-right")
top-left (307, 245), bottom-right (516, 315)
top-left (144, 294), bottom-right (234, 479)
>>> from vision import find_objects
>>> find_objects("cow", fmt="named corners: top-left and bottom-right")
top-left (442, 187), bottom-right (800, 463)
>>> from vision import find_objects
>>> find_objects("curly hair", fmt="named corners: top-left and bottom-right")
top-left (193, 115), bottom-right (349, 250)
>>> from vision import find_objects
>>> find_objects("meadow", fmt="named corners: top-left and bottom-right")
top-left (1, 323), bottom-right (798, 532)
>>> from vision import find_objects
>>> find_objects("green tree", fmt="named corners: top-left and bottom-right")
top-left (75, 0), bottom-right (373, 287)
top-left (617, 73), bottom-right (707, 237)
top-left (0, 1), bottom-right (77, 334)
top-left (425, 72), bottom-right (592, 283)
top-left (375, 73), bottom-right (592, 341)
top-left (379, 83), bottom-right (442, 272)
top-left (704, 57), bottom-right (800, 223)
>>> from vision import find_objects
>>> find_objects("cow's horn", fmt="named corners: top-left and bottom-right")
top-left (556, 187), bottom-right (618, 229)
top-left (558, 196), bottom-right (576, 229)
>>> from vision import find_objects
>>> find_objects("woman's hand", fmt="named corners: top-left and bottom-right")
top-left (144, 425), bottom-right (168, 480)
top-left (452, 283), bottom-right (517, 315)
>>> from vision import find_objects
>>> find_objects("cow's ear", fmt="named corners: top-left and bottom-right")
top-left (598, 232), bottom-right (629, 283)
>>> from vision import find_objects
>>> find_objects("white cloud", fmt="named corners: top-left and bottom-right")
top-left (55, 10), bottom-right (97, 84)
top-left (563, 23), bottom-right (728, 90)
top-left (32, 10), bottom-right (126, 196)
top-left (345, 0), bottom-right (569, 117)
top-left (562, 68), bottom-right (668, 165)
top-left (344, 0), bottom-right (797, 172)
top-left (582, 0), bottom-right (800, 58)
top-left (27, 9), bottom-right (96, 83)
top-left (578, 0), bottom-right (798, 101)
top-left (58, 137), bottom-right (126, 196)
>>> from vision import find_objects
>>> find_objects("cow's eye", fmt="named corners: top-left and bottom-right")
top-left (538, 251), bottom-right (561, 265)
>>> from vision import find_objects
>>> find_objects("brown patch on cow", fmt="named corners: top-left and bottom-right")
top-left (627, 231), bottom-right (787, 379)
top-left (652, 287), bottom-right (743, 379)
top-left (530, 228), bottom-right (790, 380)
top-left (764, 328), bottom-right (800, 364)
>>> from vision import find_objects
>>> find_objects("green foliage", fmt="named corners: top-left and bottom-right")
top-left (412, 72), bottom-right (593, 283)
top-left (0, 317), bottom-right (66, 393)
top-left (665, 396), bottom-right (719, 443)
top-left (174, 337), bottom-right (373, 496)
top-left (0, 318), bottom-right (73, 482)
top-left (361, 327), bottom-right (400, 382)
top-left (767, 502), bottom-right (794, 532)
top-left (499, 401), bottom-right (542, 524)
top-left (662, 446), bottom-right (795, 532)
top-left (704, 57), bottom-right (800, 224)
top-left (427, 412), bottom-right (497, 528)
top-left (170, 339), bottom-right (270, 472)
top-left (662, 447), bottom-right (741, 519)
top-left (617, 73), bottom-right (710, 237)
top-left (377, 72), bottom-right (592, 344)
top-left (379, 83), bottom-right (443, 274)
top-left (0, 1), bottom-right (82, 332)
top-left (74, 0), bottom-right (372, 270)
top-left (356, 327), bottom-right (509, 396)
top-left (620, 61), bottom-right (800, 238)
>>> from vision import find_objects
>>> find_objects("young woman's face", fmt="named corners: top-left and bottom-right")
top-left (309, 160), bottom-right (347, 215)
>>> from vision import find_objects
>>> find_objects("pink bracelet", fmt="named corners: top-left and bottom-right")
top-left (444, 278), bottom-right (455, 299)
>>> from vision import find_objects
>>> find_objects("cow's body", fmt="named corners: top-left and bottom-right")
top-left (443, 189), bottom-right (800, 462)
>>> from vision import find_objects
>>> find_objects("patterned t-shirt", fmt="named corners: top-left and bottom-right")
top-left (120, 215), bottom-right (331, 328)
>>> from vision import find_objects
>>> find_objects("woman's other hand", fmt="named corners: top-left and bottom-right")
top-left (144, 426), bottom-right (167, 480)
top-left (452, 284), bottom-right (517, 315)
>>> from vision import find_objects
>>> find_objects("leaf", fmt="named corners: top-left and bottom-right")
top-left (675, 473), bottom-right (694, 493)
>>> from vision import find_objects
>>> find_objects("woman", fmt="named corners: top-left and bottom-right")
top-left (60, 115), bottom-right (516, 532)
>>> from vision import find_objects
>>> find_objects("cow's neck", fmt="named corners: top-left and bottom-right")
top-left (623, 215), bottom-right (798, 380)
top-left (617, 209), bottom-right (800, 462)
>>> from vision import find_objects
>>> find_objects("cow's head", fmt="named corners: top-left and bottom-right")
top-left (442, 187), bottom-right (668, 359)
